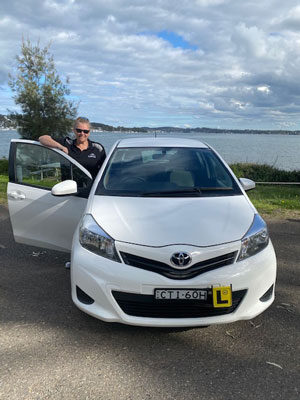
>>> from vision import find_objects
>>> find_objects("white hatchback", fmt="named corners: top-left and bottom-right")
top-left (7, 137), bottom-right (276, 327)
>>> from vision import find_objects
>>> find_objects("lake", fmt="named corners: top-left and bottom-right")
top-left (1, 130), bottom-right (300, 171)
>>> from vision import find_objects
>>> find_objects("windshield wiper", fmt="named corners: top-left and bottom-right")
top-left (198, 187), bottom-right (233, 191)
top-left (139, 186), bottom-right (234, 196)
top-left (139, 187), bottom-right (203, 197)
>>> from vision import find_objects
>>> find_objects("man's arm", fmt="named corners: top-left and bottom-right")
top-left (39, 135), bottom-right (69, 154)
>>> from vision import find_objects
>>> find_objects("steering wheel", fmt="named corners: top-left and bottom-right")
top-left (120, 176), bottom-right (146, 184)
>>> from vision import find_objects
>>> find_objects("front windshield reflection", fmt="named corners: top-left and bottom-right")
top-left (96, 147), bottom-right (241, 197)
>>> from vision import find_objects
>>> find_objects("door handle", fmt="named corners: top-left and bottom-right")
top-left (8, 191), bottom-right (26, 200)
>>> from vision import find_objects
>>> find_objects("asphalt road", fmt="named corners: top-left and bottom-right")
top-left (0, 205), bottom-right (299, 400)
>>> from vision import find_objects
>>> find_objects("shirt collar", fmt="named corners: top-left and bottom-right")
top-left (72, 138), bottom-right (92, 151)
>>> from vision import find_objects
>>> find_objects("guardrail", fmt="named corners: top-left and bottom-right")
top-left (256, 182), bottom-right (300, 185)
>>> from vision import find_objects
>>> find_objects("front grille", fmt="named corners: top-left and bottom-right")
top-left (112, 289), bottom-right (247, 318)
top-left (120, 251), bottom-right (237, 280)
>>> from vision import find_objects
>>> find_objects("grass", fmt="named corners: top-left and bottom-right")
top-left (0, 159), bottom-right (299, 218)
top-left (230, 162), bottom-right (300, 218)
top-left (0, 174), bottom-right (8, 205)
top-left (22, 177), bottom-right (60, 188)
top-left (0, 159), bottom-right (8, 205)
top-left (247, 185), bottom-right (300, 217)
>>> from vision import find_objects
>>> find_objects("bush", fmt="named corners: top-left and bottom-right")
top-left (230, 163), bottom-right (300, 182)
top-left (0, 159), bottom-right (8, 175)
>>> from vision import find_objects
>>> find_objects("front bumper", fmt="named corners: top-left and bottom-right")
top-left (70, 230), bottom-right (277, 327)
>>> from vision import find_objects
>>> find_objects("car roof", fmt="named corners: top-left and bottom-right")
top-left (116, 137), bottom-right (209, 149)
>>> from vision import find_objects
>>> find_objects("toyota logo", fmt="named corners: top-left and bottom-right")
top-left (171, 252), bottom-right (192, 268)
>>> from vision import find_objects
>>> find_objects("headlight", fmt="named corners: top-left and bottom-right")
top-left (79, 214), bottom-right (121, 262)
top-left (237, 214), bottom-right (269, 261)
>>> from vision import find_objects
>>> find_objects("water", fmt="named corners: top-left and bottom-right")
top-left (1, 130), bottom-right (300, 171)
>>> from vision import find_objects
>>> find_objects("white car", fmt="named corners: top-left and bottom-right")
top-left (7, 137), bottom-right (276, 327)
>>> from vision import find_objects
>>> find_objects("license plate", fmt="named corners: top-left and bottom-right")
top-left (155, 289), bottom-right (208, 300)
top-left (154, 286), bottom-right (233, 308)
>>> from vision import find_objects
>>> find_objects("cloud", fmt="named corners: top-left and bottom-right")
top-left (273, 5), bottom-right (300, 31)
top-left (1, 0), bottom-right (300, 129)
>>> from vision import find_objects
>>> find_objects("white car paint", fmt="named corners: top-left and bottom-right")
top-left (8, 182), bottom-right (87, 251)
top-left (71, 233), bottom-right (276, 326)
top-left (90, 195), bottom-right (255, 246)
top-left (7, 140), bottom-right (92, 252)
top-left (7, 137), bottom-right (277, 327)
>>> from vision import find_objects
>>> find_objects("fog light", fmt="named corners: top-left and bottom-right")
top-left (259, 284), bottom-right (274, 302)
top-left (76, 286), bottom-right (95, 305)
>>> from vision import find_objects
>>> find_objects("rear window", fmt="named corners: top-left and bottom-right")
top-left (96, 147), bottom-right (241, 197)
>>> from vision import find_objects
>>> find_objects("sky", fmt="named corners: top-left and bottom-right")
top-left (1, 0), bottom-right (300, 129)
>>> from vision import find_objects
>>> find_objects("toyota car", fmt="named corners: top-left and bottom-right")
top-left (7, 137), bottom-right (277, 327)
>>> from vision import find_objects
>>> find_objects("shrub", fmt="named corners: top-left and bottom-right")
top-left (0, 159), bottom-right (8, 175)
top-left (230, 163), bottom-right (300, 182)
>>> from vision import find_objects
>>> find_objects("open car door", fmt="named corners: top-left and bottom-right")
top-left (7, 139), bottom-right (93, 252)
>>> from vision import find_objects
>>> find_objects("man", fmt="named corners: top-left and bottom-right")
top-left (39, 117), bottom-right (106, 179)
top-left (39, 117), bottom-right (106, 268)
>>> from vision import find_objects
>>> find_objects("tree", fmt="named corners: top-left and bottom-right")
top-left (8, 39), bottom-right (77, 140)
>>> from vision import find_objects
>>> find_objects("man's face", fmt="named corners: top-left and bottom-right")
top-left (74, 122), bottom-right (90, 144)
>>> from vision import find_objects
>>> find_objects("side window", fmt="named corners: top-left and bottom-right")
top-left (204, 152), bottom-right (233, 187)
top-left (15, 143), bottom-right (91, 191)
top-left (72, 165), bottom-right (92, 190)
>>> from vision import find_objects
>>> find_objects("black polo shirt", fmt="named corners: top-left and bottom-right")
top-left (57, 137), bottom-right (106, 178)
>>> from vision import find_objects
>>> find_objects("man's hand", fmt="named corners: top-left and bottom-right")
top-left (39, 135), bottom-right (69, 155)
top-left (60, 145), bottom-right (69, 154)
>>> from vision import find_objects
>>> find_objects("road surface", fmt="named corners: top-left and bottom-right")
top-left (0, 206), bottom-right (299, 400)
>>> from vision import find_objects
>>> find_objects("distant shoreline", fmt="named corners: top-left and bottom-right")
top-left (1, 128), bottom-right (300, 135)
top-left (1, 113), bottom-right (300, 135)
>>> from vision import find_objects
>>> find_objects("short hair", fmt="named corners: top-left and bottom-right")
top-left (74, 117), bottom-right (91, 129)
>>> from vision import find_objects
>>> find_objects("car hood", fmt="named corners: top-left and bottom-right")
top-left (89, 195), bottom-right (255, 247)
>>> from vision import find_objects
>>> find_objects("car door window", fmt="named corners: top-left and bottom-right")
top-left (14, 143), bottom-right (92, 191)
top-left (202, 151), bottom-right (233, 187)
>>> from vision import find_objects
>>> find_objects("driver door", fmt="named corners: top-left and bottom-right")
top-left (7, 139), bottom-right (93, 252)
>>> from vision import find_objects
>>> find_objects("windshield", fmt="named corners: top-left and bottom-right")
top-left (96, 147), bottom-right (242, 197)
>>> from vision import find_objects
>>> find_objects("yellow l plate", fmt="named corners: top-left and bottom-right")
top-left (213, 286), bottom-right (232, 308)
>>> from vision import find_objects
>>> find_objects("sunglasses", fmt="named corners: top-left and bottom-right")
top-left (76, 128), bottom-right (90, 134)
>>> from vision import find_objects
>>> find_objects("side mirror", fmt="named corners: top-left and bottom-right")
top-left (239, 178), bottom-right (255, 191)
top-left (51, 180), bottom-right (78, 196)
